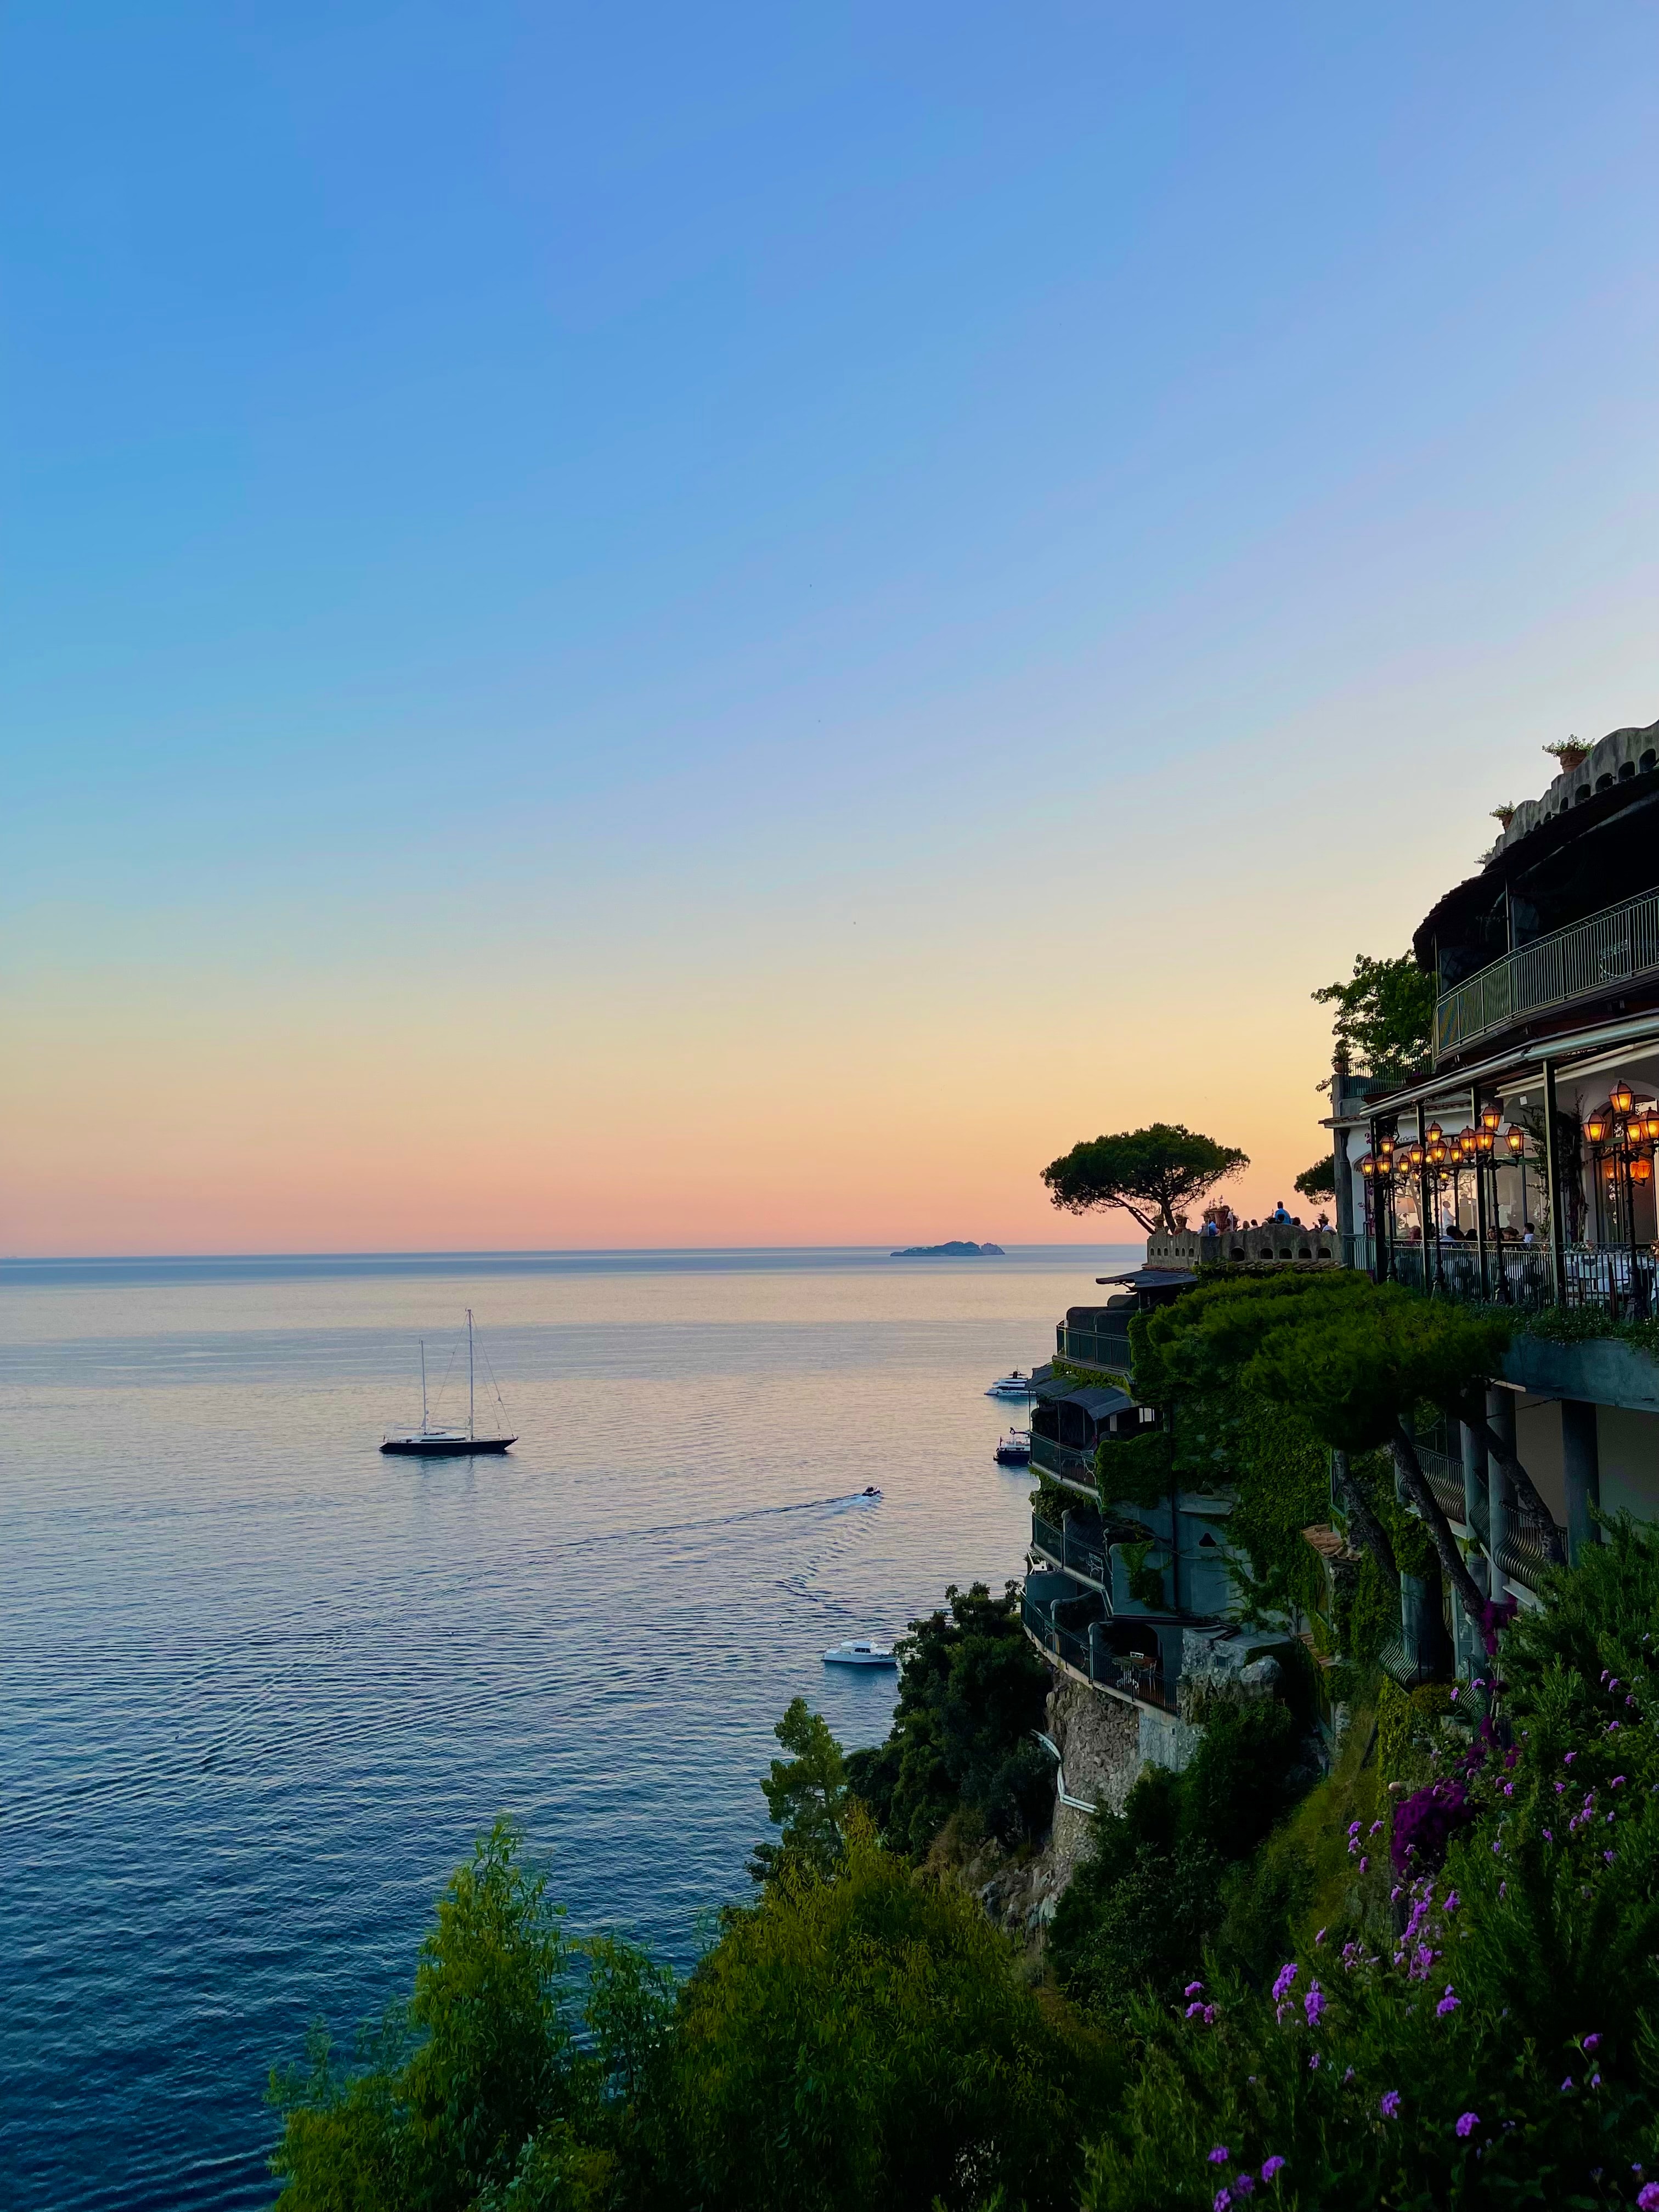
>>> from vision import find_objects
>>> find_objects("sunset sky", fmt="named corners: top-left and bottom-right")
top-left (6, 3), bottom-right (1659, 1255)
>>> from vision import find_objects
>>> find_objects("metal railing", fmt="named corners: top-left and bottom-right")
top-left (1057, 1322), bottom-right (1134, 1374)
top-left (1021, 1590), bottom-right (1178, 1712)
top-left (1348, 1232), bottom-right (1658, 1318)
top-left (1029, 1513), bottom-right (1109, 1589)
top-left (1435, 884), bottom-right (1659, 1060)
top-left (1030, 1431), bottom-right (1097, 1485)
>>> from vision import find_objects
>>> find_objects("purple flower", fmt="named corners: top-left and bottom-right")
top-left (1208, 2146), bottom-right (1232, 2166)
top-left (1315, 1927), bottom-right (1327, 1944)
top-left (1562, 2076), bottom-right (1575, 2093)
top-left (1308, 2052), bottom-right (1321, 2070)
top-left (1186, 1980), bottom-right (1205, 1996)
top-left (1436, 1985), bottom-right (1460, 2017)
top-left (1443, 1891), bottom-right (1459, 1913)
top-left (1584, 2033), bottom-right (1602, 2051)
top-left (1565, 1751), bottom-right (1577, 1765)
top-left (1204, 2004), bottom-right (1217, 2024)
top-left (1638, 2185), bottom-right (1659, 2211)
top-left (1455, 2112), bottom-right (1479, 2137)
top-left (1214, 2193), bottom-right (1232, 2212)
top-left (1261, 2155), bottom-right (1286, 2183)
top-left (1379, 2090), bottom-right (1401, 2118)
top-left (1272, 1963), bottom-right (1298, 2002)
top-left (1234, 2181), bottom-right (1255, 2200)
top-left (1359, 1854), bottom-right (1369, 1871)
top-left (1304, 1982), bottom-right (1326, 2028)
top-left (1185, 2002), bottom-right (1206, 2019)
top-left (1613, 1777), bottom-right (1627, 1790)
top-left (1605, 1850), bottom-right (1616, 1865)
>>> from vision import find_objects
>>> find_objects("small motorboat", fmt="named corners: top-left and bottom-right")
top-left (853, 1485), bottom-right (882, 1501)
top-left (994, 1429), bottom-right (1031, 1466)
top-left (986, 1369), bottom-right (1034, 1400)
top-left (824, 1639), bottom-right (897, 1668)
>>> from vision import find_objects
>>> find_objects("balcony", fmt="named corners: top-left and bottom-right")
top-left (1030, 1430), bottom-right (1097, 1488)
top-left (1057, 1319), bottom-right (1134, 1373)
top-left (1349, 1232), bottom-right (1659, 1320)
top-left (1148, 1227), bottom-right (1339, 1268)
top-left (1029, 1511), bottom-right (1110, 1589)
top-left (1434, 884), bottom-right (1659, 1063)
top-left (1020, 1587), bottom-right (1177, 1713)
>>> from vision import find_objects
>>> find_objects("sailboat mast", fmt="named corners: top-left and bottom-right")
top-left (420, 1340), bottom-right (428, 1432)
top-left (468, 1310), bottom-right (475, 1440)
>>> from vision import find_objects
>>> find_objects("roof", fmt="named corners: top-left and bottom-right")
top-left (1032, 1375), bottom-right (1132, 1419)
top-left (1094, 1267), bottom-right (1198, 1290)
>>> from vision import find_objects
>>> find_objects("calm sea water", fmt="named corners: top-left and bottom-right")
top-left (2, 1244), bottom-right (1134, 2211)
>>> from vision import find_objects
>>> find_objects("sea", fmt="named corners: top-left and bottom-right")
top-left (1, 1243), bottom-right (1136, 2211)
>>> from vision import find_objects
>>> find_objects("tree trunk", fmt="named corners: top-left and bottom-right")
top-left (1456, 1402), bottom-right (1566, 1566)
top-left (1332, 1451), bottom-right (1400, 1587)
top-left (1390, 1419), bottom-right (1487, 1629)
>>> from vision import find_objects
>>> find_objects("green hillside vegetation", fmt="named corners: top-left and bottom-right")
top-left (269, 1526), bottom-right (1659, 2209)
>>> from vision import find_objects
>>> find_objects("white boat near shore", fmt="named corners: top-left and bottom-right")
top-left (823, 1638), bottom-right (896, 1668)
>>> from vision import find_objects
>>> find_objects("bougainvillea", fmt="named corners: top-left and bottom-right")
top-left (1079, 1519), bottom-right (1659, 2210)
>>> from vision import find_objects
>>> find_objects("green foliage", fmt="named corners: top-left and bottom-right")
top-left (1031, 1476), bottom-right (1093, 1527)
top-left (1523, 1305), bottom-right (1659, 1361)
top-left (1215, 1396), bottom-right (1329, 1626)
top-left (1311, 951), bottom-right (1436, 1087)
top-left (1077, 1528), bottom-right (1659, 2210)
top-left (844, 1582), bottom-right (1053, 1858)
top-left (1050, 1702), bottom-right (1308, 2022)
top-left (1293, 1154), bottom-right (1336, 1201)
top-left (1042, 1124), bottom-right (1250, 1237)
top-left (1119, 1537), bottom-right (1167, 1611)
top-left (1094, 1426), bottom-right (1173, 1513)
top-left (268, 1820), bottom-right (600, 2212)
top-left (748, 1697), bottom-right (849, 1887)
top-left (670, 1814), bottom-right (1114, 2212)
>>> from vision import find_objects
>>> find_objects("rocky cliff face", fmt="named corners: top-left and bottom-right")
top-left (962, 1675), bottom-right (1140, 1948)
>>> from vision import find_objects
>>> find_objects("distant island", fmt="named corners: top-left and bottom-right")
top-left (889, 1240), bottom-right (1006, 1257)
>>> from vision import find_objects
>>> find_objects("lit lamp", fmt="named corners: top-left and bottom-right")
top-left (1505, 1126), bottom-right (1525, 1156)
top-left (1611, 1078), bottom-right (1635, 1117)
top-left (1427, 1138), bottom-right (1447, 1166)
top-left (1476, 1127), bottom-right (1496, 1155)
top-left (1634, 1158), bottom-right (1654, 1187)
top-left (1426, 1122), bottom-right (1444, 1144)
top-left (1409, 1142), bottom-right (1425, 1169)
top-left (1359, 1153), bottom-right (1375, 1179)
top-left (1481, 1104), bottom-right (1503, 1133)
top-left (1644, 1106), bottom-right (1659, 1143)
top-left (1585, 1106), bottom-right (1611, 1146)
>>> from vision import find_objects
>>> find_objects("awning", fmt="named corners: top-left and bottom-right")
top-left (1033, 1376), bottom-right (1132, 1418)
top-left (1094, 1267), bottom-right (1198, 1290)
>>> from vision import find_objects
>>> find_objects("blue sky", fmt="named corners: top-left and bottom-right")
top-left (5, 4), bottom-right (1659, 1250)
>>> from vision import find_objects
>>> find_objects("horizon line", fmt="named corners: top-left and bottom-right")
top-left (1, 1238), bottom-right (1146, 1267)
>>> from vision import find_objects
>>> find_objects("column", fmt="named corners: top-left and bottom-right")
top-left (1561, 1400), bottom-right (1600, 1565)
top-left (1486, 1386), bottom-right (1514, 1588)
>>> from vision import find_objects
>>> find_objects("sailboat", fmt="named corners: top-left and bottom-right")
top-left (381, 1310), bottom-right (517, 1456)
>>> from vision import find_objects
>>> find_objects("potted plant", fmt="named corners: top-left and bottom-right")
top-left (1543, 736), bottom-right (1589, 773)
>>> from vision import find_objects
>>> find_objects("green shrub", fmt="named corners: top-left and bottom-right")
top-left (844, 1582), bottom-right (1052, 1857)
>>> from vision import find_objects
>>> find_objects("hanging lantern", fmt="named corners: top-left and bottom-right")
top-left (1359, 1154), bottom-right (1375, 1179)
top-left (1633, 1158), bottom-right (1654, 1186)
top-left (1644, 1108), bottom-right (1659, 1144)
top-left (1611, 1078), bottom-right (1635, 1116)
top-left (1427, 1139), bottom-right (1447, 1166)
top-left (1426, 1121), bottom-right (1443, 1143)
top-left (1409, 1142), bottom-right (1425, 1168)
top-left (1505, 1126), bottom-right (1525, 1155)
top-left (1481, 1103), bottom-right (1503, 1133)
top-left (1476, 1127), bottom-right (1496, 1154)
top-left (1585, 1106), bottom-right (1611, 1145)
